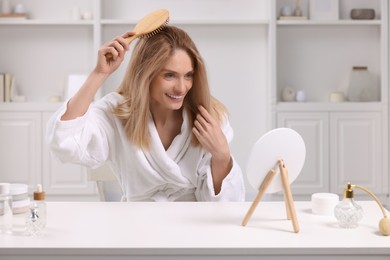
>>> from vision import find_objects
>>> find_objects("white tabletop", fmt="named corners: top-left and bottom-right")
top-left (1, 201), bottom-right (389, 259)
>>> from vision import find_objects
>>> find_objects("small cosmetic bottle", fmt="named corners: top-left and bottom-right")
top-left (26, 184), bottom-right (46, 236)
top-left (0, 183), bottom-right (13, 235)
top-left (334, 183), bottom-right (363, 228)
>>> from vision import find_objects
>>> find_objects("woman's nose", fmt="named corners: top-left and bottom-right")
top-left (175, 77), bottom-right (187, 92)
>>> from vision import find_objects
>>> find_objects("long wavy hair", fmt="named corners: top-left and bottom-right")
top-left (113, 25), bottom-right (227, 149)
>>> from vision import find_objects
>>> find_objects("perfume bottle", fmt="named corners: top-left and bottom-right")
top-left (26, 184), bottom-right (46, 236)
top-left (334, 183), bottom-right (363, 228)
top-left (0, 183), bottom-right (13, 235)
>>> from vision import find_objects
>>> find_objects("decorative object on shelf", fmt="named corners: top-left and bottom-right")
top-left (49, 95), bottom-right (61, 103)
top-left (351, 9), bottom-right (375, 20)
top-left (346, 66), bottom-right (379, 102)
top-left (334, 183), bottom-right (390, 236)
top-left (329, 91), bottom-right (345, 102)
top-left (71, 6), bottom-right (80, 20)
top-left (295, 90), bottom-right (306, 102)
top-left (280, 5), bottom-right (294, 17)
top-left (10, 76), bottom-right (18, 102)
top-left (81, 11), bottom-right (92, 20)
top-left (309, 0), bottom-right (339, 20)
top-left (12, 95), bottom-right (26, 102)
top-left (311, 193), bottom-right (339, 216)
top-left (0, 74), bottom-right (26, 102)
top-left (0, 72), bottom-right (16, 102)
top-left (0, 1), bottom-right (28, 19)
top-left (281, 86), bottom-right (296, 102)
top-left (14, 3), bottom-right (26, 14)
top-left (294, 0), bottom-right (303, 16)
top-left (1, 0), bottom-right (11, 15)
top-left (279, 1), bottom-right (308, 20)
top-left (242, 128), bottom-right (306, 233)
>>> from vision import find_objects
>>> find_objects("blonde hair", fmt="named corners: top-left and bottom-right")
top-left (114, 25), bottom-right (227, 149)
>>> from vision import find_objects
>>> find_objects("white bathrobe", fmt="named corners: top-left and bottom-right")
top-left (46, 92), bottom-right (245, 202)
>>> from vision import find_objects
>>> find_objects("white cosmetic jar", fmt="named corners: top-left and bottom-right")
top-left (311, 193), bottom-right (339, 216)
top-left (10, 183), bottom-right (30, 214)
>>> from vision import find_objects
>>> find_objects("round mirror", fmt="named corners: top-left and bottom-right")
top-left (246, 128), bottom-right (306, 193)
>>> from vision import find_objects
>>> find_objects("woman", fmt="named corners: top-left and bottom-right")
top-left (47, 25), bottom-right (245, 202)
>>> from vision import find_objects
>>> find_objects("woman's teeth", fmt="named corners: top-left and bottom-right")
top-left (167, 94), bottom-right (183, 99)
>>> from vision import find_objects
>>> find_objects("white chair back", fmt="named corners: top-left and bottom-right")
top-left (87, 164), bottom-right (126, 202)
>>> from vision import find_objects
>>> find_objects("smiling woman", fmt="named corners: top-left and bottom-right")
top-left (46, 25), bottom-right (245, 202)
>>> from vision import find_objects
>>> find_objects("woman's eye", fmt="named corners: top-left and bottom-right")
top-left (164, 73), bottom-right (175, 79)
top-left (185, 73), bottom-right (194, 80)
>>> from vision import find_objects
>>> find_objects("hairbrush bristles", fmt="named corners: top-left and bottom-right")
top-left (141, 18), bottom-right (169, 39)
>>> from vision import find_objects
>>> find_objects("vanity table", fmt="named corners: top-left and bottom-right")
top-left (0, 201), bottom-right (389, 260)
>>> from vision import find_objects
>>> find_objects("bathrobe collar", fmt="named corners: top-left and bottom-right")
top-left (144, 109), bottom-right (193, 187)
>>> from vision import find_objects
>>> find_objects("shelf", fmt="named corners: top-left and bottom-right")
top-left (101, 19), bottom-right (269, 25)
top-left (0, 102), bottom-right (62, 112)
top-left (171, 19), bottom-right (269, 25)
top-left (277, 20), bottom-right (381, 26)
top-left (0, 19), bottom-right (95, 25)
top-left (276, 102), bottom-right (384, 112)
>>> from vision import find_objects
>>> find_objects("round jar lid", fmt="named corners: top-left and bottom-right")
top-left (311, 193), bottom-right (339, 204)
top-left (0, 183), bottom-right (10, 195)
top-left (10, 183), bottom-right (28, 195)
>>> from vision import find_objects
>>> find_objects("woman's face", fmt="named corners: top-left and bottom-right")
top-left (149, 49), bottom-right (194, 112)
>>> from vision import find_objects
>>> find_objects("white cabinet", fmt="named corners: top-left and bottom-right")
top-left (42, 112), bottom-right (95, 196)
top-left (0, 106), bottom-right (95, 197)
top-left (277, 110), bottom-right (385, 198)
top-left (0, 112), bottom-right (41, 191)
top-left (277, 112), bottom-right (329, 194)
top-left (330, 112), bottom-right (383, 193)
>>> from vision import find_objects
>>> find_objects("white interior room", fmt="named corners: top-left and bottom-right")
top-left (1, 0), bottom-right (390, 258)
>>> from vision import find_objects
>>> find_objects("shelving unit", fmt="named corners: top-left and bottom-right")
top-left (273, 0), bottom-right (388, 202)
top-left (0, 0), bottom-right (388, 202)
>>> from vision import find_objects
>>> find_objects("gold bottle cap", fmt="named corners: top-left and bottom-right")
top-left (344, 183), bottom-right (354, 199)
top-left (33, 184), bottom-right (45, 200)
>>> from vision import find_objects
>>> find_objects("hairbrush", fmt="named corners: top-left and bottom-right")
top-left (106, 9), bottom-right (169, 59)
top-left (125, 8), bottom-right (169, 42)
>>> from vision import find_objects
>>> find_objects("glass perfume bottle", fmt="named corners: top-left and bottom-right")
top-left (25, 184), bottom-right (46, 236)
top-left (0, 183), bottom-right (13, 235)
top-left (334, 183), bottom-right (363, 228)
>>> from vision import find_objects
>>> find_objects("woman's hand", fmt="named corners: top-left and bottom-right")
top-left (192, 105), bottom-right (232, 194)
top-left (94, 31), bottom-right (135, 76)
top-left (192, 106), bottom-right (230, 160)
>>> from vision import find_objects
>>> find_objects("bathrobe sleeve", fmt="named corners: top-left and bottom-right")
top-left (46, 97), bottom-right (117, 169)
top-left (195, 117), bottom-right (246, 202)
